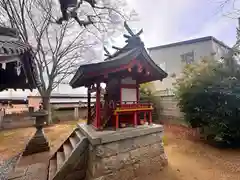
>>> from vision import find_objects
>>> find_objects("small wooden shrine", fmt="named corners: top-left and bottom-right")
top-left (0, 26), bottom-right (40, 91)
top-left (70, 22), bottom-right (167, 130)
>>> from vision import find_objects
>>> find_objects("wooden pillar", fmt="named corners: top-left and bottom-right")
top-left (87, 88), bottom-right (91, 125)
top-left (119, 79), bottom-right (122, 105)
top-left (149, 111), bottom-right (152, 125)
top-left (96, 83), bottom-right (101, 129)
top-left (136, 84), bottom-right (139, 103)
top-left (144, 112), bottom-right (147, 123)
top-left (116, 113), bottom-right (119, 129)
top-left (134, 111), bottom-right (137, 127)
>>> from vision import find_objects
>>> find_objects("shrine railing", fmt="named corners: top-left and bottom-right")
top-left (94, 100), bottom-right (153, 111)
top-left (116, 101), bottom-right (153, 110)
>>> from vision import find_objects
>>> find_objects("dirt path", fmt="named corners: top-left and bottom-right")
top-left (151, 125), bottom-right (240, 180)
top-left (0, 121), bottom-right (78, 161)
top-left (1, 122), bottom-right (240, 180)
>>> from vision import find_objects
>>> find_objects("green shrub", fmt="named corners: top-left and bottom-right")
top-left (174, 57), bottom-right (240, 146)
top-left (139, 85), bottom-right (162, 123)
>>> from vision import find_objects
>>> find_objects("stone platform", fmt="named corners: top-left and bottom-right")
top-left (78, 123), bottom-right (168, 180)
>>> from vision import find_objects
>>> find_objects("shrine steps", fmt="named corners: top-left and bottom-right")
top-left (48, 128), bottom-right (88, 180)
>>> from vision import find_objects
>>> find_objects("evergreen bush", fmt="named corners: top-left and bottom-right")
top-left (174, 56), bottom-right (240, 146)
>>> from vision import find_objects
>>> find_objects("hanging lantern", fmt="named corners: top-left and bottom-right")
top-left (1, 63), bottom-right (6, 70)
top-left (15, 61), bottom-right (22, 76)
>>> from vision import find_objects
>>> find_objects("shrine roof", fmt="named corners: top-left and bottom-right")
top-left (0, 26), bottom-right (41, 91)
top-left (0, 40), bottom-right (32, 57)
top-left (70, 22), bottom-right (168, 88)
top-left (70, 41), bottom-right (167, 88)
top-left (74, 47), bottom-right (139, 73)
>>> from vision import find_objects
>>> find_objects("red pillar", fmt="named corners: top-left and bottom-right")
top-left (149, 111), bottom-right (152, 125)
top-left (96, 83), bottom-right (101, 129)
top-left (134, 111), bottom-right (137, 127)
top-left (116, 113), bottom-right (119, 129)
top-left (144, 112), bottom-right (146, 123)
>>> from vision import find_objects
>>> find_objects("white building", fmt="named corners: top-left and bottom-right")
top-left (148, 36), bottom-right (230, 94)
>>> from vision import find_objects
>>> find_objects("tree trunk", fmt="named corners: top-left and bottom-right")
top-left (42, 95), bottom-right (52, 124)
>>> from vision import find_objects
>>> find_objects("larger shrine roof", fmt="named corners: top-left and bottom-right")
top-left (70, 22), bottom-right (168, 88)
top-left (0, 26), bottom-right (41, 91)
top-left (0, 40), bottom-right (32, 57)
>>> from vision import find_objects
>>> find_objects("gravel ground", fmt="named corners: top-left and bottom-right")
top-left (0, 153), bottom-right (22, 180)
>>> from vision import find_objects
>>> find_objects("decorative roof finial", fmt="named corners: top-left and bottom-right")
top-left (103, 46), bottom-right (112, 58)
top-left (123, 21), bottom-right (143, 38)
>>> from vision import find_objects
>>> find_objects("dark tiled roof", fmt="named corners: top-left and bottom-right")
top-left (148, 36), bottom-right (231, 51)
top-left (0, 40), bottom-right (32, 57)
top-left (0, 26), bottom-right (41, 91)
top-left (70, 24), bottom-right (168, 88)
top-left (0, 26), bottom-right (18, 38)
top-left (0, 26), bottom-right (31, 57)
top-left (70, 45), bottom-right (168, 88)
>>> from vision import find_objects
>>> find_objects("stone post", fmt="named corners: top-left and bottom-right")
top-left (23, 110), bottom-right (50, 156)
top-left (74, 107), bottom-right (79, 120)
top-left (0, 110), bottom-right (4, 130)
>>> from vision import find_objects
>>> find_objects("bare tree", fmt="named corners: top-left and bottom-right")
top-left (209, 0), bottom-right (240, 18)
top-left (0, 0), bottom-right (133, 123)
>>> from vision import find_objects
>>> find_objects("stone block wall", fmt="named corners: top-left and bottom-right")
top-left (63, 149), bottom-right (88, 180)
top-left (153, 95), bottom-right (184, 123)
top-left (86, 132), bottom-right (167, 180)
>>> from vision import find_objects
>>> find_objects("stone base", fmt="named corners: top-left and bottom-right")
top-left (78, 123), bottom-right (168, 180)
top-left (22, 131), bottom-right (50, 156)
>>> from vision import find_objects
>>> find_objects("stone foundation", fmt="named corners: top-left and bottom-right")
top-left (78, 123), bottom-right (167, 180)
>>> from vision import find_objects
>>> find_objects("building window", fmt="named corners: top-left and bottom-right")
top-left (181, 51), bottom-right (194, 64)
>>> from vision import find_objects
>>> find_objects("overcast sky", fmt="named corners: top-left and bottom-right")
top-left (126, 0), bottom-right (239, 47)
top-left (1, 0), bottom-right (240, 98)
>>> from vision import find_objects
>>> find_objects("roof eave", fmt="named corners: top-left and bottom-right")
top-left (148, 36), bottom-right (231, 51)
top-left (141, 47), bottom-right (168, 80)
top-left (69, 68), bottom-right (84, 88)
